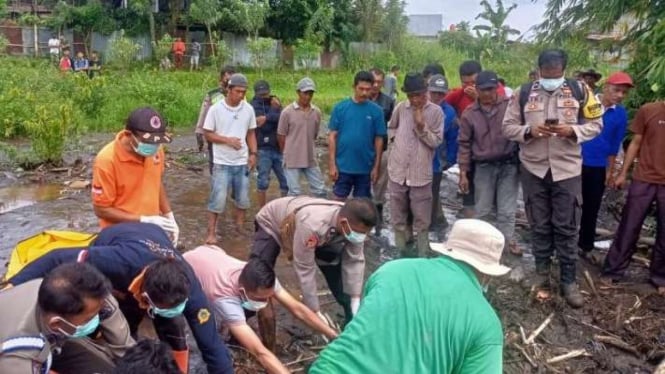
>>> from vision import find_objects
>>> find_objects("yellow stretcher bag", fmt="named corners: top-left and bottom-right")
top-left (4, 230), bottom-right (97, 281)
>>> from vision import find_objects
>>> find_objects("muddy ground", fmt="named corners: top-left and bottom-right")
top-left (1, 133), bottom-right (663, 373)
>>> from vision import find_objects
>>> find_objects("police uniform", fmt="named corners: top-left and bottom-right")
top-left (252, 196), bottom-right (365, 322)
top-left (7, 223), bottom-right (234, 374)
top-left (0, 279), bottom-right (133, 374)
top-left (502, 80), bottom-right (602, 285)
top-left (195, 87), bottom-right (225, 174)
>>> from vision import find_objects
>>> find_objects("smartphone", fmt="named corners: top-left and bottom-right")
top-left (545, 118), bottom-right (559, 127)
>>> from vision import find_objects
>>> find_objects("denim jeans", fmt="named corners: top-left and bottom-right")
top-left (207, 164), bottom-right (250, 213)
top-left (257, 149), bottom-right (288, 194)
top-left (284, 167), bottom-right (327, 198)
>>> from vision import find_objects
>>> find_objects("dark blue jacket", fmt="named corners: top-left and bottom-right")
top-left (433, 102), bottom-right (459, 172)
top-left (8, 222), bottom-right (234, 374)
top-left (250, 95), bottom-right (282, 151)
top-left (581, 104), bottom-right (628, 167)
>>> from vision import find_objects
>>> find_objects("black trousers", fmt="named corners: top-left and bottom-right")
top-left (578, 166), bottom-right (606, 252)
top-left (462, 164), bottom-right (476, 207)
top-left (521, 166), bottom-right (582, 284)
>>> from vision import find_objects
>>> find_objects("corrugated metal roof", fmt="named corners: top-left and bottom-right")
top-left (407, 14), bottom-right (443, 37)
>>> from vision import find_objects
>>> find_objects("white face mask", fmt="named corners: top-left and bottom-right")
top-left (540, 77), bottom-right (565, 91)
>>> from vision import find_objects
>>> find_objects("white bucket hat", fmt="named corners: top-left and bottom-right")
top-left (430, 219), bottom-right (511, 276)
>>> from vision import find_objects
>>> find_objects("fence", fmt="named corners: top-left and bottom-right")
top-left (0, 22), bottom-right (385, 69)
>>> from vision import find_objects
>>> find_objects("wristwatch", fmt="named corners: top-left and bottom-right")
top-left (524, 126), bottom-right (533, 140)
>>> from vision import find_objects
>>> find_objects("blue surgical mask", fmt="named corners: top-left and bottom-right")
top-left (57, 314), bottom-right (100, 339)
top-left (540, 77), bottom-right (565, 91)
top-left (342, 220), bottom-right (367, 244)
top-left (240, 288), bottom-right (268, 311)
top-left (132, 135), bottom-right (160, 157)
top-left (144, 292), bottom-right (187, 319)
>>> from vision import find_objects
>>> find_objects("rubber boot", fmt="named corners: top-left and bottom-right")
top-left (561, 283), bottom-right (584, 308)
top-left (394, 230), bottom-right (413, 258)
top-left (374, 204), bottom-right (383, 236)
top-left (415, 231), bottom-right (430, 258)
top-left (405, 224), bottom-right (414, 245)
top-left (173, 349), bottom-right (189, 374)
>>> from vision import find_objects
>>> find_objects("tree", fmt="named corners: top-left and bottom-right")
top-left (266, 0), bottom-right (317, 45)
top-left (535, 0), bottom-right (665, 102)
top-left (379, 0), bottom-right (407, 51)
top-left (473, 0), bottom-right (520, 46)
top-left (189, 0), bottom-right (223, 56)
top-left (354, 0), bottom-right (382, 42)
top-left (48, 0), bottom-right (115, 54)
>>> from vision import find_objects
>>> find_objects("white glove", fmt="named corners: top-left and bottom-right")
top-left (164, 211), bottom-right (180, 247)
top-left (350, 297), bottom-right (361, 316)
top-left (140, 215), bottom-right (177, 233)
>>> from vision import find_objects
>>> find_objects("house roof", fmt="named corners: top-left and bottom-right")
top-left (407, 14), bottom-right (443, 37)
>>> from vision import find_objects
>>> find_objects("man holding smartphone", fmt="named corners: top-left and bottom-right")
top-left (502, 49), bottom-right (603, 308)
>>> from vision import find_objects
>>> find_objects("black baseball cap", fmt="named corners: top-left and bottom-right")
top-left (254, 80), bottom-right (270, 96)
top-left (125, 107), bottom-right (172, 144)
top-left (476, 71), bottom-right (499, 90)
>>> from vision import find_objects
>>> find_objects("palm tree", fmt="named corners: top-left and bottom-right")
top-left (473, 0), bottom-right (520, 45)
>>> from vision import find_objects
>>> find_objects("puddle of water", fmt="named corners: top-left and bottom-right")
top-left (0, 184), bottom-right (62, 214)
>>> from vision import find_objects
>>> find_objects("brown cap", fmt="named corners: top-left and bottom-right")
top-left (125, 107), bottom-right (172, 144)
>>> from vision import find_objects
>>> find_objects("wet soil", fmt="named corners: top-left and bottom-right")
top-left (1, 133), bottom-right (663, 373)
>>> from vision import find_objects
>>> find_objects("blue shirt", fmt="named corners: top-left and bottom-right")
top-left (581, 104), bottom-right (628, 167)
top-left (433, 102), bottom-right (459, 172)
top-left (329, 98), bottom-right (387, 174)
top-left (8, 222), bottom-right (234, 374)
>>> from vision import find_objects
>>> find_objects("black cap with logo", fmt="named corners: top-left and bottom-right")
top-left (125, 107), bottom-right (172, 144)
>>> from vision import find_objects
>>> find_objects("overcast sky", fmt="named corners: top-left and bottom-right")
top-left (405, 0), bottom-right (547, 38)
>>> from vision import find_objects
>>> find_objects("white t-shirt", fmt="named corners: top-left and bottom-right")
top-left (203, 99), bottom-right (257, 166)
top-left (48, 38), bottom-right (60, 54)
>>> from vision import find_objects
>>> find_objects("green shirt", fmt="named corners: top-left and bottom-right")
top-left (310, 257), bottom-right (504, 374)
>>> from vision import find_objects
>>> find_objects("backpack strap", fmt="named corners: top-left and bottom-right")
top-left (519, 79), bottom-right (587, 123)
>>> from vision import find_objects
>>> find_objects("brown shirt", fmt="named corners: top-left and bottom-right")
top-left (631, 102), bottom-right (665, 184)
top-left (277, 102), bottom-right (322, 168)
top-left (255, 196), bottom-right (365, 311)
top-left (387, 100), bottom-right (444, 186)
top-left (458, 97), bottom-right (516, 172)
top-left (502, 81), bottom-right (603, 182)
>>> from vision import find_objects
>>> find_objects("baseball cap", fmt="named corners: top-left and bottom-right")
top-left (228, 73), bottom-right (248, 88)
top-left (427, 74), bottom-right (449, 93)
top-left (606, 71), bottom-right (634, 87)
top-left (476, 71), bottom-right (499, 90)
top-left (430, 219), bottom-right (511, 276)
top-left (296, 77), bottom-right (316, 92)
top-left (254, 80), bottom-right (270, 95)
top-left (125, 107), bottom-right (172, 144)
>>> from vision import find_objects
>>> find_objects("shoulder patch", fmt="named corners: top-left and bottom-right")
top-left (197, 308), bottom-right (211, 324)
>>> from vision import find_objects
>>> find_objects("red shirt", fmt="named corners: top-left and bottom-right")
top-left (59, 57), bottom-right (71, 72)
top-left (445, 84), bottom-right (506, 116)
top-left (173, 41), bottom-right (186, 55)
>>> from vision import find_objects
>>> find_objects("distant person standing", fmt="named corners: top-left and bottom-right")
top-left (602, 100), bottom-right (665, 296)
top-left (277, 78), bottom-right (327, 198)
top-left (427, 74), bottom-right (457, 232)
top-left (250, 79), bottom-right (288, 207)
top-left (190, 40), bottom-right (201, 71)
top-left (73, 51), bottom-right (89, 73)
top-left (91, 107), bottom-right (179, 243)
top-left (388, 73), bottom-right (443, 258)
top-left (88, 50), bottom-right (102, 78)
top-left (368, 67), bottom-right (395, 234)
top-left (48, 34), bottom-right (60, 65)
top-left (172, 37), bottom-right (186, 69)
top-left (195, 65), bottom-right (236, 169)
top-left (578, 72), bottom-right (633, 260)
top-left (59, 48), bottom-right (72, 72)
top-left (580, 68), bottom-right (602, 93)
top-left (383, 65), bottom-right (399, 99)
top-left (203, 73), bottom-right (258, 243)
top-left (328, 71), bottom-right (386, 200)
